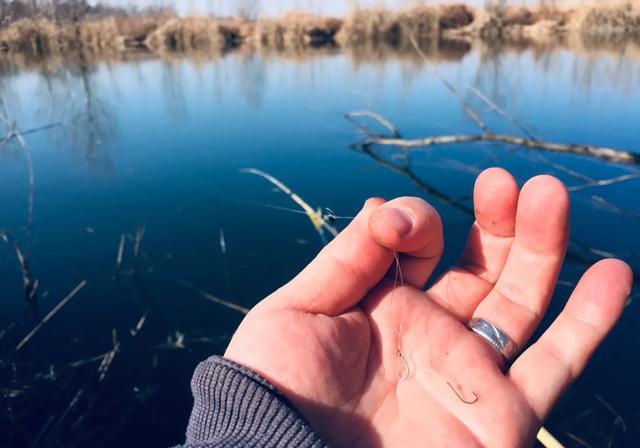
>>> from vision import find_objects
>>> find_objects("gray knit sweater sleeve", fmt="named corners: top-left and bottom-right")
top-left (182, 355), bottom-right (328, 448)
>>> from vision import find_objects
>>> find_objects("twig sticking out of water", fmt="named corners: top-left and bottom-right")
top-left (595, 394), bottom-right (627, 432)
top-left (564, 432), bottom-right (591, 448)
top-left (181, 281), bottom-right (250, 315)
top-left (240, 168), bottom-right (338, 245)
top-left (467, 85), bottom-right (540, 140)
top-left (406, 34), bottom-right (490, 134)
top-left (567, 173), bottom-right (640, 192)
top-left (345, 111), bottom-right (401, 138)
top-left (0, 323), bottom-right (16, 341)
top-left (15, 280), bottom-right (87, 351)
top-left (219, 227), bottom-right (232, 297)
top-left (537, 427), bottom-right (565, 448)
top-left (130, 311), bottom-right (149, 336)
top-left (98, 329), bottom-right (120, 382)
top-left (133, 225), bottom-right (146, 260)
top-left (589, 195), bottom-right (640, 219)
top-left (0, 229), bottom-right (38, 304)
top-left (113, 234), bottom-right (126, 280)
top-left (520, 151), bottom-right (594, 183)
top-left (0, 112), bottom-right (44, 233)
top-left (219, 228), bottom-right (227, 255)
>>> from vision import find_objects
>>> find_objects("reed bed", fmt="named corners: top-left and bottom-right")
top-left (0, 2), bottom-right (638, 57)
top-left (255, 12), bottom-right (341, 50)
top-left (145, 16), bottom-right (241, 53)
top-left (572, 1), bottom-right (640, 35)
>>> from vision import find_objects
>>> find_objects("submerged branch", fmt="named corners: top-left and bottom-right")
top-left (354, 145), bottom-right (474, 216)
top-left (364, 133), bottom-right (638, 165)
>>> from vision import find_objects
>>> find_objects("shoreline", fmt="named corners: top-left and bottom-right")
top-left (0, 2), bottom-right (639, 57)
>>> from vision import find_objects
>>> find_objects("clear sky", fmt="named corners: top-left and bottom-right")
top-left (91, 0), bottom-right (491, 18)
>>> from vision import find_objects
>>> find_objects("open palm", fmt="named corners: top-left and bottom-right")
top-left (225, 168), bottom-right (632, 447)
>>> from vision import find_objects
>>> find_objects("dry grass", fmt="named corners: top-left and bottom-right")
top-left (439, 4), bottom-right (475, 29)
top-left (78, 18), bottom-right (122, 50)
top-left (145, 17), bottom-right (240, 52)
top-left (0, 2), bottom-right (639, 56)
top-left (572, 1), bottom-right (640, 35)
top-left (336, 5), bottom-right (439, 48)
top-left (256, 12), bottom-right (341, 50)
top-left (0, 19), bottom-right (68, 53)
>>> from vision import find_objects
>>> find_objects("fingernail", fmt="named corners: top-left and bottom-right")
top-left (379, 207), bottom-right (414, 237)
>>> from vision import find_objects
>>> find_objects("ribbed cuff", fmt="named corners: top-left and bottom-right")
top-left (184, 356), bottom-right (327, 448)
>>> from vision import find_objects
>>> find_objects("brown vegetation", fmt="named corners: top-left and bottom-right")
top-left (256, 12), bottom-right (341, 50)
top-left (573, 1), bottom-right (640, 35)
top-left (335, 5), bottom-right (439, 47)
top-left (145, 17), bottom-right (240, 53)
top-left (0, 1), bottom-right (638, 57)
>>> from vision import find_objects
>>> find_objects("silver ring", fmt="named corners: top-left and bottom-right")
top-left (468, 318), bottom-right (518, 361)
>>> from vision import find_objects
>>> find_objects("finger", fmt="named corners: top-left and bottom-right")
top-left (471, 175), bottom-right (569, 353)
top-left (268, 196), bottom-right (441, 315)
top-left (427, 167), bottom-right (519, 320)
top-left (509, 259), bottom-right (632, 421)
top-left (369, 197), bottom-right (444, 288)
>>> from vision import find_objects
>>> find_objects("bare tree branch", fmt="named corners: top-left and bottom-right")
top-left (345, 111), bottom-right (401, 138)
top-left (467, 85), bottom-right (539, 140)
top-left (406, 34), bottom-right (490, 134)
top-left (567, 173), bottom-right (640, 192)
top-left (364, 133), bottom-right (638, 165)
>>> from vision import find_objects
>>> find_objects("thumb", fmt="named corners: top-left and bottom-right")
top-left (265, 196), bottom-right (442, 315)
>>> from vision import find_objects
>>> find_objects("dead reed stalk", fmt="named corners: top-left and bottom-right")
top-left (0, 230), bottom-right (37, 304)
top-left (241, 168), bottom-right (338, 244)
top-left (15, 280), bottom-right (87, 351)
top-left (181, 281), bottom-right (250, 315)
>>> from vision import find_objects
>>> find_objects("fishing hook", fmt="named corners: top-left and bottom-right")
top-left (396, 349), bottom-right (410, 381)
top-left (447, 381), bottom-right (478, 404)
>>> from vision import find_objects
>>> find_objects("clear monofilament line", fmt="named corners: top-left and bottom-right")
top-left (391, 251), bottom-right (410, 381)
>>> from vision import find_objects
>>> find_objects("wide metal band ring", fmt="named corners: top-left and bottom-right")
top-left (468, 318), bottom-right (518, 361)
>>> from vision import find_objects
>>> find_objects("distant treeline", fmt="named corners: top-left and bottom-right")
top-left (0, 1), bottom-right (639, 56)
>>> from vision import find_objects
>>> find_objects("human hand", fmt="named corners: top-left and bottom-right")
top-left (225, 168), bottom-right (632, 447)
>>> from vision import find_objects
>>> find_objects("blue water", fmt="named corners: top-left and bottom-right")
top-left (0, 46), bottom-right (639, 446)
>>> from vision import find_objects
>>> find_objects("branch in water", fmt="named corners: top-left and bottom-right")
top-left (363, 133), bottom-right (638, 165)
top-left (345, 111), bottom-right (401, 138)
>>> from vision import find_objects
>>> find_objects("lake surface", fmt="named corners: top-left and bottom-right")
top-left (1, 42), bottom-right (639, 447)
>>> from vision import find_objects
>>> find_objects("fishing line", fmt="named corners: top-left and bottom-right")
top-left (232, 199), bottom-right (355, 221)
top-left (391, 250), bottom-right (410, 381)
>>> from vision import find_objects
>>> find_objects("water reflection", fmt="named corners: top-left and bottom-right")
top-left (0, 40), bottom-right (639, 447)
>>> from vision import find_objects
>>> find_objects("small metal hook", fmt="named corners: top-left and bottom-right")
top-left (396, 349), bottom-right (410, 381)
top-left (446, 382), bottom-right (478, 404)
